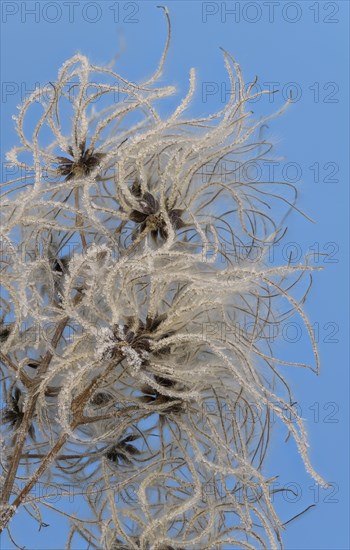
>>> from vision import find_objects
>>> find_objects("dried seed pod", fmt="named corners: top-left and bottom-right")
top-left (1, 386), bottom-right (35, 440)
top-left (0, 324), bottom-right (12, 342)
top-left (55, 139), bottom-right (105, 181)
top-left (105, 434), bottom-right (141, 466)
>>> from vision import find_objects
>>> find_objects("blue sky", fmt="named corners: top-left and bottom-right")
top-left (1, 1), bottom-right (349, 549)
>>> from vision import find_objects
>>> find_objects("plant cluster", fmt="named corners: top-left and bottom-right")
top-left (0, 7), bottom-right (325, 550)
